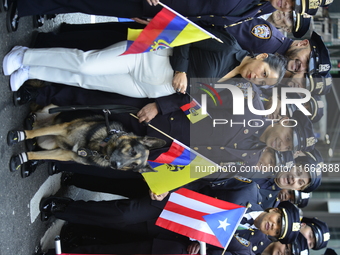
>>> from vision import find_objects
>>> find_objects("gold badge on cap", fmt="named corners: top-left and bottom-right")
top-left (316, 81), bottom-right (323, 89)
top-left (251, 24), bottom-right (271, 39)
top-left (309, 0), bottom-right (321, 9)
top-left (318, 100), bottom-right (324, 109)
top-left (319, 64), bottom-right (331, 73)
top-left (324, 232), bottom-right (330, 241)
top-left (292, 222), bottom-right (301, 232)
top-left (306, 137), bottom-right (316, 147)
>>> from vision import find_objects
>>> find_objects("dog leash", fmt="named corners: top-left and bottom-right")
top-left (48, 104), bottom-right (140, 114)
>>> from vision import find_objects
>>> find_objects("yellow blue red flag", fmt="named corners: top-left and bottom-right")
top-left (142, 140), bottom-right (219, 194)
top-left (122, 7), bottom-right (211, 55)
top-left (180, 97), bottom-right (209, 124)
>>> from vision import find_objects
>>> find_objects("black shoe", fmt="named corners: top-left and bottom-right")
top-left (33, 14), bottom-right (44, 28)
top-left (60, 172), bottom-right (74, 187)
top-left (2, 0), bottom-right (12, 11)
top-left (6, 1), bottom-right (19, 32)
top-left (10, 152), bottom-right (28, 172)
top-left (24, 112), bottom-right (37, 130)
top-left (13, 85), bottom-right (39, 106)
top-left (7, 130), bottom-right (26, 145)
top-left (21, 160), bottom-right (44, 178)
top-left (48, 162), bottom-right (61, 175)
top-left (39, 196), bottom-right (73, 221)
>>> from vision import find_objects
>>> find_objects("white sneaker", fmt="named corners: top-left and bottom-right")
top-left (10, 66), bottom-right (29, 92)
top-left (3, 46), bottom-right (28, 76)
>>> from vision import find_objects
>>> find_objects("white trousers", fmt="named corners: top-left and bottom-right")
top-left (23, 41), bottom-right (176, 98)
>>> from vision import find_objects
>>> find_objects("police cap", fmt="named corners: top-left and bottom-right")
top-left (305, 72), bottom-right (333, 95)
top-left (277, 201), bottom-right (301, 244)
top-left (292, 11), bottom-right (311, 38)
top-left (308, 95), bottom-right (324, 123)
top-left (295, 148), bottom-right (323, 193)
top-left (308, 31), bottom-right (331, 77)
top-left (302, 217), bottom-right (330, 250)
top-left (291, 233), bottom-right (309, 255)
top-left (292, 110), bottom-right (316, 152)
top-left (295, 0), bottom-right (333, 16)
top-left (293, 190), bottom-right (310, 208)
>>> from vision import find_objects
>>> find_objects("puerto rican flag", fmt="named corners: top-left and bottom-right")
top-left (156, 188), bottom-right (247, 248)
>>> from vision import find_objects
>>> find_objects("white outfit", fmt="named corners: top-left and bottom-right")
top-left (22, 41), bottom-right (176, 98)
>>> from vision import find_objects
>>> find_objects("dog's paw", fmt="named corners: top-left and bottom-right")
top-left (9, 152), bottom-right (28, 172)
top-left (7, 130), bottom-right (26, 146)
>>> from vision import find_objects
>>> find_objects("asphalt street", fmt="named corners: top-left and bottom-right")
top-left (0, 10), bottom-right (121, 255)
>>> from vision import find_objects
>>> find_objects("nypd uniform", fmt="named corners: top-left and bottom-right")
top-left (219, 18), bottom-right (293, 55)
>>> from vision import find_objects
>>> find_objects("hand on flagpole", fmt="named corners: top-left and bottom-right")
top-left (172, 71), bottom-right (187, 94)
top-left (149, 190), bottom-right (169, 201)
top-left (187, 241), bottom-right (201, 254)
top-left (136, 103), bottom-right (159, 123)
top-left (146, 0), bottom-right (159, 6)
top-left (131, 17), bottom-right (151, 25)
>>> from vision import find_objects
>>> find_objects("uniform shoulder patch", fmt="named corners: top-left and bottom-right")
top-left (251, 24), bottom-right (272, 39)
top-left (234, 175), bottom-right (252, 183)
top-left (234, 234), bottom-right (250, 247)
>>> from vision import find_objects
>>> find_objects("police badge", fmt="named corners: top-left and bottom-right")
top-left (251, 24), bottom-right (272, 39)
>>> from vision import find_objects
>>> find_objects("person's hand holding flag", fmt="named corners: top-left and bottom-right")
top-left (146, 0), bottom-right (159, 6)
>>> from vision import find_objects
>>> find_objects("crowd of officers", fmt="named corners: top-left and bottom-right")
top-left (2, 0), bottom-right (338, 254)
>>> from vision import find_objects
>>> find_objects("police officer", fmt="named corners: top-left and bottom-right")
top-left (300, 217), bottom-right (330, 250)
top-left (236, 201), bottom-right (301, 254)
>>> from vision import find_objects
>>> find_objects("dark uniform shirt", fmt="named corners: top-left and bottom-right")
top-left (223, 18), bottom-right (293, 55)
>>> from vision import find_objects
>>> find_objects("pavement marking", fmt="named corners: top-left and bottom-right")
top-left (30, 173), bottom-right (62, 224)
top-left (91, 15), bottom-right (96, 23)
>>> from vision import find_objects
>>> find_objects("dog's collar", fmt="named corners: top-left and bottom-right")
top-left (100, 129), bottom-right (126, 147)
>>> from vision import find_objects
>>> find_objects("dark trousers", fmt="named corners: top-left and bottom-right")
top-left (54, 196), bottom-right (166, 233)
top-left (17, 0), bottom-right (149, 18)
top-left (33, 22), bottom-right (146, 50)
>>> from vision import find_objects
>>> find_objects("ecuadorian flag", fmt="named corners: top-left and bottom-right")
top-left (121, 7), bottom-right (211, 55)
top-left (180, 98), bottom-right (209, 124)
top-left (143, 140), bottom-right (218, 194)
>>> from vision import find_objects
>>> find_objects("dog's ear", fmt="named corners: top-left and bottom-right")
top-left (136, 163), bottom-right (158, 173)
top-left (140, 137), bottom-right (166, 150)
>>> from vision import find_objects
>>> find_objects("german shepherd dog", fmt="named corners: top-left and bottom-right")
top-left (8, 105), bottom-right (166, 173)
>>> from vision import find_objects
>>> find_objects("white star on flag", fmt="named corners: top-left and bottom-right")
top-left (217, 218), bottom-right (230, 231)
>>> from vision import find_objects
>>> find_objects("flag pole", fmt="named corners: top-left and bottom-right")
top-left (130, 113), bottom-right (175, 140)
top-left (199, 241), bottom-right (207, 255)
top-left (157, 2), bottom-right (223, 44)
top-left (221, 203), bottom-right (251, 255)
